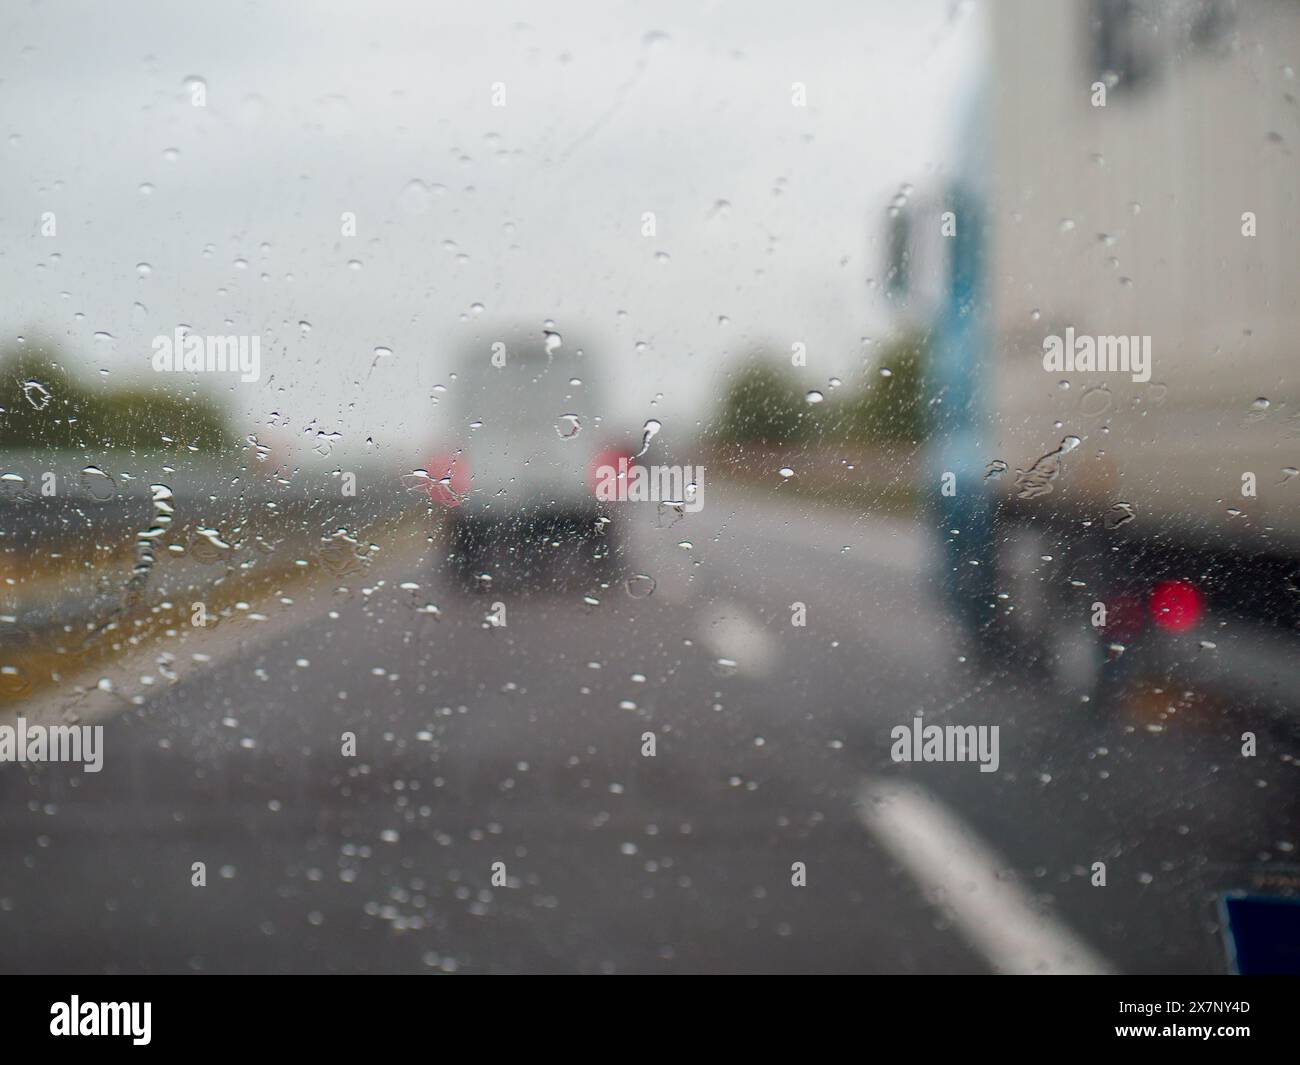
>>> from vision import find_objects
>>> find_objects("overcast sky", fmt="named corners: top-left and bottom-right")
top-left (0, 0), bottom-right (981, 468)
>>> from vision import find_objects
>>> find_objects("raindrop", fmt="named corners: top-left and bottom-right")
top-left (555, 414), bottom-right (581, 439)
top-left (398, 179), bottom-right (432, 214)
top-left (80, 465), bottom-right (117, 501)
top-left (625, 574), bottom-right (657, 599)
top-left (0, 664), bottom-right (31, 699)
top-left (635, 419), bottom-right (661, 457)
top-left (984, 459), bottom-right (1008, 480)
top-left (1104, 502), bottom-right (1136, 530)
top-left (22, 380), bottom-right (51, 410)
top-left (1014, 436), bottom-right (1081, 500)
top-left (804, 390), bottom-right (824, 404)
top-left (191, 526), bottom-right (234, 563)
top-left (778, 467), bottom-right (795, 479)
top-left (1080, 385), bottom-right (1112, 417)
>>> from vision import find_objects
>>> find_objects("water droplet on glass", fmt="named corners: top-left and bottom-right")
top-left (0, 472), bottom-right (25, 499)
top-left (1104, 501), bottom-right (1136, 530)
top-left (398, 179), bottom-right (432, 214)
top-left (80, 465), bottom-right (117, 501)
top-left (635, 419), bottom-right (661, 457)
top-left (1080, 385), bottom-right (1112, 417)
top-left (22, 380), bottom-right (51, 410)
top-left (0, 664), bottom-right (31, 699)
top-left (555, 414), bottom-right (581, 439)
top-left (625, 574), bottom-right (656, 598)
top-left (1014, 436), bottom-right (1081, 499)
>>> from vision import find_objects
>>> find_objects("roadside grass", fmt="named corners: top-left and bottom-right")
top-left (0, 504), bottom-right (437, 712)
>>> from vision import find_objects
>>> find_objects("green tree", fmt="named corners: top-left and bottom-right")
top-left (0, 341), bottom-right (233, 453)
top-left (843, 333), bottom-right (928, 445)
top-left (712, 360), bottom-right (821, 446)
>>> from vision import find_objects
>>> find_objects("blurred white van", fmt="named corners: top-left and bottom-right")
top-left (427, 326), bottom-right (634, 587)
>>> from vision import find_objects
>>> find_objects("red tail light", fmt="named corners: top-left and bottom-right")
top-left (1149, 580), bottom-right (1203, 632)
top-left (589, 448), bottom-right (634, 496)
top-left (426, 451), bottom-right (470, 508)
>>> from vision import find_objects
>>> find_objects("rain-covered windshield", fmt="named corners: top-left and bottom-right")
top-left (0, 0), bottom-right (1296, 992)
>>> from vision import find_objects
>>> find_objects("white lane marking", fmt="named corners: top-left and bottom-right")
top-left (857, 778), bottom-right (1115, 975)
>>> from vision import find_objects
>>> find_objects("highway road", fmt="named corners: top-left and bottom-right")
top-left (0, 485), bottom-right (1295, 973)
